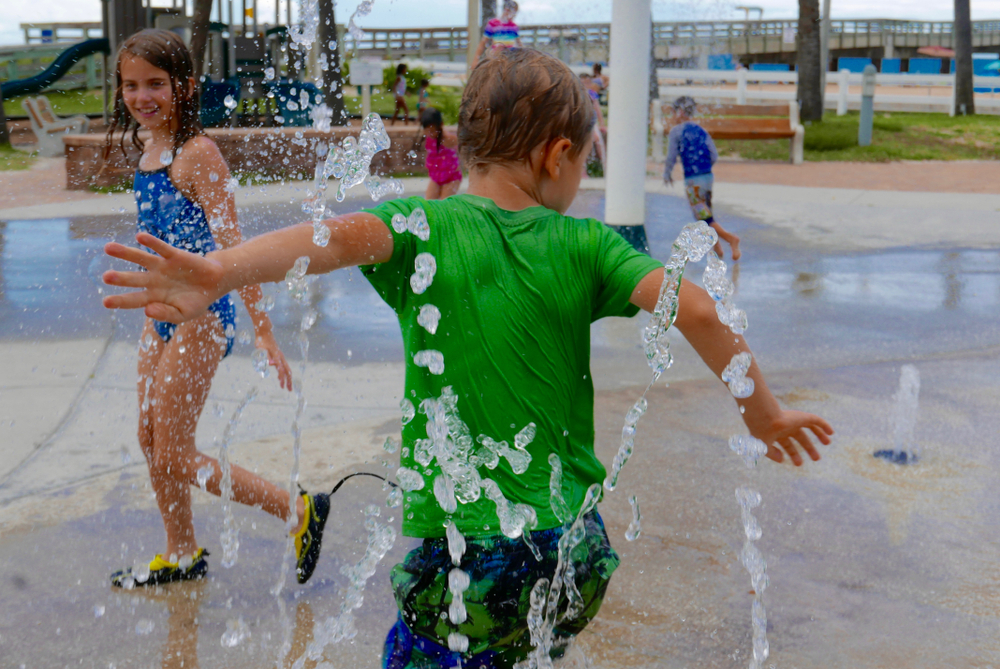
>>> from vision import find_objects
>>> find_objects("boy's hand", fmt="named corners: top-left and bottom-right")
top-left (102, 232), bottom-right (226, 324)
top-left (748, 409), bottom-right (833, 467)
top-left (710, 222), bottom-right (741, 261)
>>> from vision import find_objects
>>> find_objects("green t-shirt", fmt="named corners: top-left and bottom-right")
top-left (361, 194), bottom-right (662, 538)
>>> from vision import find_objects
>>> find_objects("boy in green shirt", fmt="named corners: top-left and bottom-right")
top-left (102, 48), bottom-right (832, 668)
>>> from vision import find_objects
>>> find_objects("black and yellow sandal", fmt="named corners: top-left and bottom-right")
top-left (111, 548), bottom-right (209, 588)
top-left (293, 489), bottom-right (331, 584)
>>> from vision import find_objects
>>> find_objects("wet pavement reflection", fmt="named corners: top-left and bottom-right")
top-left (2, 187), bottom-right (1000, 668)
top-left (3, 191), bottom-right (999, 370)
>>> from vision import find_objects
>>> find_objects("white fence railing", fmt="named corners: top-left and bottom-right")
top-left (655, 67), bottom-right (1000, 115)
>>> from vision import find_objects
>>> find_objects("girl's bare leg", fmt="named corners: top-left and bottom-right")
top-left (440, 180), bottom-right (461, 198)
top-left (142, 313), bottom-right (300, 560)
top-left (392, 96), bottom-right (402, 125)
top-left (425, 180), bottom-right (443, 200)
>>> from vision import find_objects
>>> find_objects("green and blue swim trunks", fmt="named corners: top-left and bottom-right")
top-left (383, 512), bottom-right (619, 669)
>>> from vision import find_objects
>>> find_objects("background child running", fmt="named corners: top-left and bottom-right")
top-left (417, 107), bottom-right (462, 199)
top-left (579, 74), bottom-right (606, 172)
top-left (416, 78), bottom-right (430, 116)
top-left (102, 48), bottom-right (832, 667)
top-left (391, 63), bottom-right (409, 125)
top-left (102, 29), bottom-right (332, 589)
top-left (663, 95), bottom-right (742, 261)
top-left (475, 0), bottom-right (522, 61)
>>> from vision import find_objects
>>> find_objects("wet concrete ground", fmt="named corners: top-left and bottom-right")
top-left (2, 183), bottom-right (1000, 667)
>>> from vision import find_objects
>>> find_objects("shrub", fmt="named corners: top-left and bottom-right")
top-left (382, 65), bottom-right (432, 94)
top-left (803, 122), bottom-right (857, 152)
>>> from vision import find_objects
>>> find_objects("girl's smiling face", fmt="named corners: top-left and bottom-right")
top-left (120, 54), bottom-right (176, 132)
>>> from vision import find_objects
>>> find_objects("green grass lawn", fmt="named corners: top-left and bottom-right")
top-left (343, 87), bottom-right (461, 124)
top-left (3, 88), bottom-right (106, 118)
top-left (0, 143), bottom-right (35, 170)
top-left (715, 111), bottom-right (1000, 162)
top-left (4, 85), bottom-right (463, 124)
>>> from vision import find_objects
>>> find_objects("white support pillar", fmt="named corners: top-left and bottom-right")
top-left (736, 67), bottom-right (748, 105)
top-left (837, 68), bottom-right (849, 115)
top-left (605, 0), bottom-right (652, 230)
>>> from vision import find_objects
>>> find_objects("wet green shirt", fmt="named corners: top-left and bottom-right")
top-left (361, 194), bottom-right (662, 538)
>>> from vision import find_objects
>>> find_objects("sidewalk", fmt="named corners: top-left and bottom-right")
top-left (653, 158), bottom-right (1000, 194)
top-left (3, 156), bottom-right (999, 220)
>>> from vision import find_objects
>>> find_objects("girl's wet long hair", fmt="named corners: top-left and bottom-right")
top-left (103, 29), bottom-right (204, 166)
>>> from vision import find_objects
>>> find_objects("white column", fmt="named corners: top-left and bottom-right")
top-left (837, 68), bottom-right (849, 115)
top-left (605, 0), bottom-right (652, 228)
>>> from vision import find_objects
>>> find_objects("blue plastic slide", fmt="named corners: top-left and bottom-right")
top-left (1, 38), bottom-right (110, 99)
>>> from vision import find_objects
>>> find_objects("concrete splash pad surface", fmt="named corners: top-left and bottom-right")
top-left (2, 185), bottom-right (1000, 667)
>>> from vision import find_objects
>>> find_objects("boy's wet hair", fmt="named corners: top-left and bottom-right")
top-left (673, 96), bottom-right (697, 116)
top-left (458, 48), bottom-right (594, 170)
top-left (103, 29), bottom-right (203, 165)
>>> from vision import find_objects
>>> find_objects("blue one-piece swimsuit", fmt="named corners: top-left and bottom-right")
top-left (134, 167), bottom-right (236, 357)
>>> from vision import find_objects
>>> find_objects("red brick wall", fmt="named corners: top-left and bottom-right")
top-left (64, 125), bottom-right (435, 190)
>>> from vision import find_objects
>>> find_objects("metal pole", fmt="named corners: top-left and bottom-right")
top-left (605, 0), bottom-right (652, 244)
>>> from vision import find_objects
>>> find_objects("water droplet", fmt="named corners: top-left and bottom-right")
top-left (410, 253), bottom-right (437, 294)
top-left (159, 150), bottom-right (173, 166)
top-left (396, 467), bottom-right (425, 491)
top-left (224, 95), bottom-right (237, 110)
top-left (625, 495), bottom-right (642, 541)
top-left (196, 465), bottom-right (213, 489)
top-left (220, 617), bottom-right (250, 647)
top-left (251, 348), bottom-right (270, 377)
top-left (255, 295), bottom-right (275, 312)
top-left (413, 350), bottom-right (444, 375)
top-left (416, 304), bottom-right (441, 334)
top-left (400, 398), bottom-right (415, 425)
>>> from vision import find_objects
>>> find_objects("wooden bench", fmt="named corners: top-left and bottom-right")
top-left (661, 102), bottom-right (805, 165)
top-left (20, 96), bottom-right (89, 157)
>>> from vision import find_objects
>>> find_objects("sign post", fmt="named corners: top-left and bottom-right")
top-left (858, 64), bottom-right (876, 146)
top-left (349, 60), bottom-right (384, 119)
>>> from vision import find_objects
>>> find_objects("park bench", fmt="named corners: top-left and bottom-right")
top-left (666, 101), bottom-right (805, 165)
top-left (20, 95), bottom-right (89, 157)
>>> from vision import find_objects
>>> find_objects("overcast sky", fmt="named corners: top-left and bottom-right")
top-left (3, 0), bottom-right (999, 46)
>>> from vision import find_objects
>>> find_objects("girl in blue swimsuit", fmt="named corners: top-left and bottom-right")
top-left (103, 30), bottom-right (332, 588)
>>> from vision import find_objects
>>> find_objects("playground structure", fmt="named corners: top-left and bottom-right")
top-left (7, 15), bottom-right (1000, 97)
top-left (1, 0), bottom-right (332, 130)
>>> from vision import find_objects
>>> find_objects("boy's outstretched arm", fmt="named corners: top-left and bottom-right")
top-left (102, 214), bottom-right (393, 323)
top-left (630, 269), bottom-right (833, 466)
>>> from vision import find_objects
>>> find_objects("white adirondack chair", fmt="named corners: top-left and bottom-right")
top-left (20, 96), bottom-right (89, 157)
